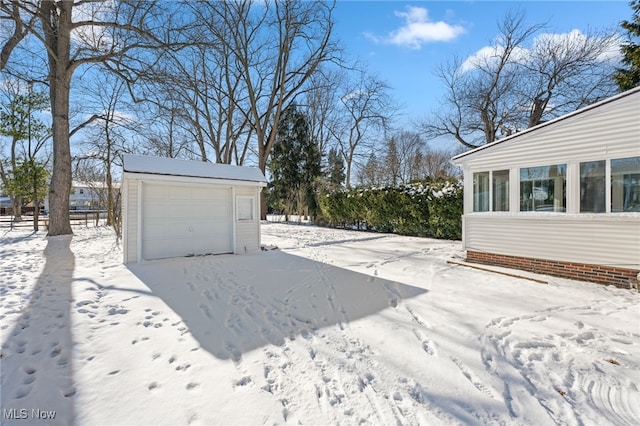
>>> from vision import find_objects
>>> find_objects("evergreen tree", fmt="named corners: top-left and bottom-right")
top-left (8, 159), bottom-right (49, 231)
top-left (325, 147), bottom-right (345, 189)
top-left (358, 152), bottom-right (381, 187)
top-left (0, 84), bottom-right (50, 221)
top-left (615, 0), bottom-right (640, 91)
top-left (384, 137), bottom-right (401, 186)
top-left (268, 104), bottom-right (322, 220)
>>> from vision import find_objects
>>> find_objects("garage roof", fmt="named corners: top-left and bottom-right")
top-left (123, 154), bottom-right (267, 185)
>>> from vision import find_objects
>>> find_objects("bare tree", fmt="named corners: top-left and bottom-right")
top-left (389, 131), bottom-right (426, 184)
top-left (232, 0), bottom-right (337, 218)
top-left (418, 148), bottom-right (459, 180)
top-left (357, 152), bottom-right (383, 187)
top-left (332, 69), bottom-right (396, 188)
top-left (138, 38), bottom-right (253, 164)
top-left (74, 71), bottom-right (138, 236)
top-left (301, 67), bottom-right (344, 157)
top-left (423, 11), bottom-right (540, 149)
top-left (357, 131), bottom-right (458, 186)
top-left (134, 1), bottom-right (339, 218)
top-left (521, 29), bottom-right (620, 127)
top-left (0, 0), bottom-right (37, 70)
top-left (0, 0), bottom-right (190, 235)
top-left (422, 10), bottom-right (618, 149)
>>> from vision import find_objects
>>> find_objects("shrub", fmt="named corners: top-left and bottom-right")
top-left (318, 179), bottom-right (463, 240)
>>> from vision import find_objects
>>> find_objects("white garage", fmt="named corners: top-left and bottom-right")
top-left (122, 154), bottom-right (267, 264)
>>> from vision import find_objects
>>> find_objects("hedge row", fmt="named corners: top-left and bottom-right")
top-left (317, 180), bottom-right (463, 240)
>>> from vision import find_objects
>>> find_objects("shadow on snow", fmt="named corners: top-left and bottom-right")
top-left (1, 236), bottom-right (76, 425)
top-left (128, 250), bottom-right (427, 361)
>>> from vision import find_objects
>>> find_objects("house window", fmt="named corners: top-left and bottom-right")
top-left (79, 188), bottom-right (84, 195)
top-left (520, 164), bottom-right (566, 212)
top-left (237, 197), bottom-right (254, 220)
top-left (492, 170), bottom-right (509, 211)
top-left (473, 172), bottom-right (489, 212)
top-left (580, 161), bottom-right (606, 213)
top-left (611, 156), bottom-right (640, 212)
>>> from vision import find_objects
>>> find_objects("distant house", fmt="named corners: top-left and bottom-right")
top-left (41, 181), bottom-right (119, 214)
top-left (452, 87), bottom-right (640, 288)
top-left (0, 195), bottom-right (11, 215)
top-left (121, 154), bottom-right (267, 264)
top-left (69, 181), bottom-right (119, 211)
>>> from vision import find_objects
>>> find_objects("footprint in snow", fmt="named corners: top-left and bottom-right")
top-left (450, 356), bottom-right (498, 400)
top-left (234, 376), bottom-right (252, 387)
top-left (15, 387), bottom-right (31, 399)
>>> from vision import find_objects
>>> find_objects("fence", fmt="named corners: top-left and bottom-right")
top-left (0, 211), bottom-right (109, 230)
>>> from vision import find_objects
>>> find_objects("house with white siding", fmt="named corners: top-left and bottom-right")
top-left (122, 154), bottom-right (267, 264)
top-left (452, 87), bottom-right (640, 288)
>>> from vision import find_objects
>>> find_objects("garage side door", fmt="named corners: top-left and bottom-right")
top-left (141, 183), bottom-right (233, 260)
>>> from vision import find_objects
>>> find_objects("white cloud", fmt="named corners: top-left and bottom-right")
top-left (460, 29), bottom-right (621, 73)
top-left (71, 1), bottom-right (116, 51)
top-left (532, 29), bottom-right (621, 63)
top-left (460, 45), bottom-right (529, 73)
top-left (86, 110), bottom-right (137, 127)
top-left (370, 6), bottom-right (465, 49)
top-left (341, 90), bottom-right (365, 102)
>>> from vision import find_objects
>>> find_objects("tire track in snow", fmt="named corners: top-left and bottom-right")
top-left (481, 300), bottom-right (640, 425)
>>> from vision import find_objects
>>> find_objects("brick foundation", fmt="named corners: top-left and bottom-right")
top-left (466, 250), bottom-right (639, 289)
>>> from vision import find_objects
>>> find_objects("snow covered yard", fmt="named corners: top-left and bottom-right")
top-left (1, 223), bottom-right (638, 425)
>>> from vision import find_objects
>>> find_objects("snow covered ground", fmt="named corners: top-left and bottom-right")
top-left (1, 223), bottom-right (638, 425)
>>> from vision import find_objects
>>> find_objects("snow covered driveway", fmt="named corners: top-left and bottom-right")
top-left (1, 223), bottom-right (638, 425)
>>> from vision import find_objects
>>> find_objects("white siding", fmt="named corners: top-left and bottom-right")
top-left (455, 89), bottom-right (640, 271)
top-left (141, 183), bottom-right (233, 260)
top-left (124, 179), bottom-right (139, 263)
top-left (235, 186), bottom-right (260, 253)
top-left (123, 176), bottom-right (263, 263)
top-left (457, 91), bottom-right (640, 170)
top-left (464, 214), bottom-right (640, 269)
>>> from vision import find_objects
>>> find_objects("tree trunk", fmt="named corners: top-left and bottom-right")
top-left (345, 158), bottom-right (352, 189)
top-left (33, 199), bottom-right (39, 232)
top-left (11, 196), bottom-right (22, 221)
top-left (43, 2), bottom-right (73, 236)
top-left (106, 139), bottom-right (114, 227)
top-left (259, 150), bottom-right (268, 220)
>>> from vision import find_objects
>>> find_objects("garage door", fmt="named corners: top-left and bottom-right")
top-left (141, 183), bottom-right (233, 260)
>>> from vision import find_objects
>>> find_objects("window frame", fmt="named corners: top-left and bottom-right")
top-left (469, 156), bottom-right (640, 215)
top-left (236, 196), bottom-right (255, 221)
top-left (579, 160), bottom-right (606, 213)
top-left (519, 164), bottom-right (567, 213)
top-left (611, 156), bottom-right (640, 213)
top-left (472, 171), bottom-right (490, 212)
top-left (492, 169), bottom-right (510, 212)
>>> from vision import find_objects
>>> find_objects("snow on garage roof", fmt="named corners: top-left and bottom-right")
top-left (123, 154), bottom-right (267, 185)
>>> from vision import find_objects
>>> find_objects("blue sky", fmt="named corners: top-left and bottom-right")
top-left (331, 1), bottom-right (632, 127)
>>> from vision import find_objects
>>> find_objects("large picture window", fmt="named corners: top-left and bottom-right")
top-left (611, 156), bottom-right (640, 212)
top-left (492, 170), bottom-right (509, 212)
top-left (520, 164), bottom-right (566, 212)
top-left (580, 161), bottom-right (605, 213)
top-left (473, 172), bottom-right (489, 212)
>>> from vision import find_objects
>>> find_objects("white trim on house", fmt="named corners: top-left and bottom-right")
top-left (123, 154), bottom-right (267, 184)
top-left (121, 172), bottom-right (266, 188)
